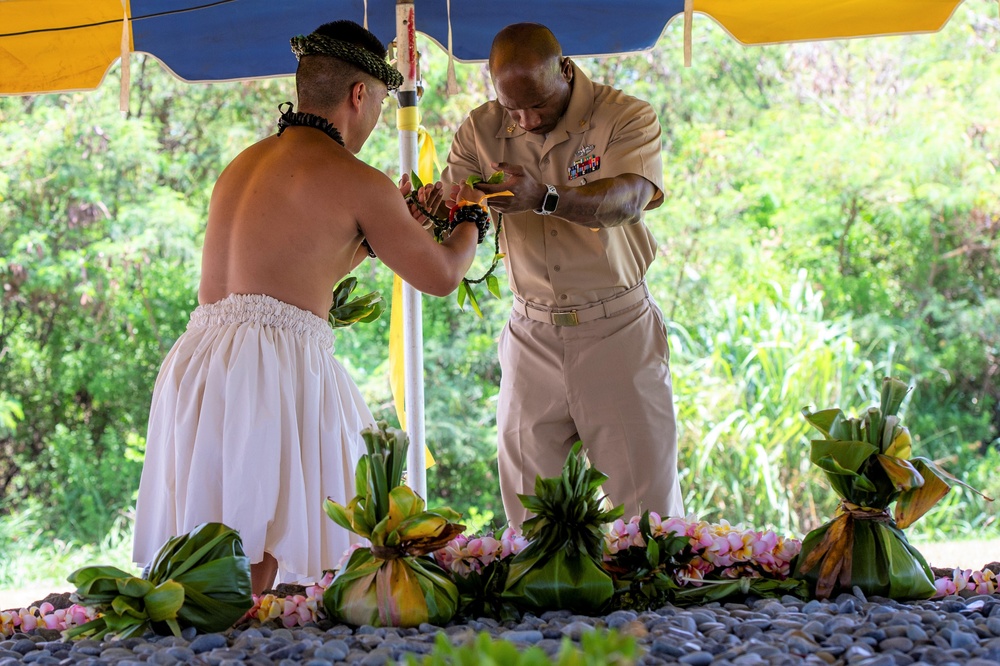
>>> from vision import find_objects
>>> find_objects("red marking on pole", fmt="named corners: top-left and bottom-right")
top-left (408, 7), bottom-right (417, 81)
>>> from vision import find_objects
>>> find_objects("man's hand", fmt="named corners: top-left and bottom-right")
top-left (448, 182), bottom-right (488, 209)
top-left (399, 172), bottom-right (445, 229)
top-left (474, 162), bottom-right (546, 214)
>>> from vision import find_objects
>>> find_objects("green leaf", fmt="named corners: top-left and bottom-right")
top-left (879, 377), bottom-right (911, 418)
top-left (801, 408), bottom-right (842, 438)
top-left (467, 285), bottom-right (483, 318)
top-left (144, 580), bottom-right (185, 622)
top-left (486, 275), bottom-right (502, 299)
top-left (410, 170), bottom-right (424, 189)
top-left (324, 498), bottom-right (355, 532)
top-left (809, 439), bottom-right (877, 474)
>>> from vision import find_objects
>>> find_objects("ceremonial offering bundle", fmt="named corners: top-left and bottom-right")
top-left (323, 422), bottom-right (465, 627)
top-left (327, 276), bottom-right (384, 329)
top-left (501, 442), bottom-right (624, 614)
top-left (794, 377), bottom-right (990, 600)
top-left (64, 523), bottom-right (252, 639)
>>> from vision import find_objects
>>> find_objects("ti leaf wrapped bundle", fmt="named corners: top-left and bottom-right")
top-left (323, 422), bottom-right (464, 627)
top-left (64, 522), bottom-right (252, 640)
top-left (328, 276), bottom-right (384, 329)
top-left (794, 377), bottom-right (992, 600)
top-left (501, 442), bottom-right (624, 614)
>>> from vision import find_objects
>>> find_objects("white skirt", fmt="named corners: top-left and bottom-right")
top-left (132, 293), bottom-right (374, 584)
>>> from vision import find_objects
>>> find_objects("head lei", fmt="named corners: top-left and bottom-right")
top-left (291, 32), bottom-right (403, 91)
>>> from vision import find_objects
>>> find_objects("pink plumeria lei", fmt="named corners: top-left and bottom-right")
top-left (932, 568), bottom-right (998, 597)
top-left (433, 525), bottom-right (529, 576)
top-left (603, 513), bottom-right (802, 585)
top-left (243, 570), bottom-right (334, 629)
top-left (1, 602), bottom-right (99, 638)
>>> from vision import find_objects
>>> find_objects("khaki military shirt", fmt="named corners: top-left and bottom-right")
top-left (443, 62), bottom-right (664, 308)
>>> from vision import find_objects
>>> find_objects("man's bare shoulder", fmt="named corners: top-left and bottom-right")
top-left (219, 133), bottom-right (398, 201)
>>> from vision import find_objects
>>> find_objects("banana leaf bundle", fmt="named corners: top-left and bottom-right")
top-left (501, 442), bottom-right (624, 614)
top-left (794, 377), bottom-right (992, 600)
top-left (64, 522), bottom-right (252, 640)
top-left (328, 276), bottom-right (384, 329)
top-left (323, 422), bottom-right (465, 627)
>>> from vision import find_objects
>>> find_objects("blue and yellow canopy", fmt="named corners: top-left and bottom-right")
top-left (1, 0), bottom-right (966, 95)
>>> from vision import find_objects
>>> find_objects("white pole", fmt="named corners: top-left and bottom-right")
top-left (395, 0), bottom-right (427, 501)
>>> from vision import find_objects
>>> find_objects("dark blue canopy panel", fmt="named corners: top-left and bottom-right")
top-left (130, 0), bottom-right (682, 82)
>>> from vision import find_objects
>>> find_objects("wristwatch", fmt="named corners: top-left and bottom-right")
top-left (535, 184), bottom-right (559, 216)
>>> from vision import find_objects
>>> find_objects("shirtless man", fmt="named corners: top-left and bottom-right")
top-left (132, 20), bottom-right (483, 594)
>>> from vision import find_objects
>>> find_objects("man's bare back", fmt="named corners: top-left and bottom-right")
top-left (199, 127), bottom-right (475, 319)
top-left (199, 128), bottom-right (366, 318)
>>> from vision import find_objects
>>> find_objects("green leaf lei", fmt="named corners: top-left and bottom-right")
top-left (407, 171), bottom-right (505, 318)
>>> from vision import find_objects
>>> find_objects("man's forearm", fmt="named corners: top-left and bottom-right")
top-left (545, 174), bottom-right (655, 228)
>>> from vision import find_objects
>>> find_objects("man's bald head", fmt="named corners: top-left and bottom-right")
top-left (488, 23), bottom-right (574, 135)
top-left (489, 23), bottom-right (563, 82)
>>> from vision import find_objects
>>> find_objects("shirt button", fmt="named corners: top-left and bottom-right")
top-left (560, 294), bottom-right (568, 300)
top-left (550, 230), bottom-right (558, 237)
top-left (579, 177), bottom-right (587, 185)
top-left (554, 265), bottom-right (561, 271)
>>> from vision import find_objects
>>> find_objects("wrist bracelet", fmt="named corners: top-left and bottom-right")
top-left (450, 204), bottom-right (491, 244)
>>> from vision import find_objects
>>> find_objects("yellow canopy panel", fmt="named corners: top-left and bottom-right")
top-left (696, 0), bottom-right (964, 45)
top-left (1, 0), bottom-right (130, 94)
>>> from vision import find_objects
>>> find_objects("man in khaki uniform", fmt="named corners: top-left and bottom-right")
top-left (442, 23), bottom-right (685, 526)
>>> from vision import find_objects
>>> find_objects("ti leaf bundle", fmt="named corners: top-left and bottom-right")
top-left (328, 276), bottom-right (384, 329)
top-left (64, 522), bottom-right (252, 640)
top-left (502, 442), bottom-right (624, 614)
top-left (794, 377), bottom-right (992, 600)
top-left (323, 422), bottom-right (465, 627)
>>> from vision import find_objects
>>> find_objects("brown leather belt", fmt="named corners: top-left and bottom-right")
top-left (512, 281), bottom-right (648, 326)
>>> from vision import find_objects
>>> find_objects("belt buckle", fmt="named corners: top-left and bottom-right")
top-left (551, 310), bottom-right (579, 326)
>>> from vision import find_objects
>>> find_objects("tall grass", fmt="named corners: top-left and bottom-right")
top-left (670, 272), bottom-right (903, 535)
top-left (0, 504), bottom-right (138, 591)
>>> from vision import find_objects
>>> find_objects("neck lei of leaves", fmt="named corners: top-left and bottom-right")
top-left (407, 172), bottom-right (505, 317)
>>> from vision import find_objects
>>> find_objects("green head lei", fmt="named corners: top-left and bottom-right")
top-left (291, 32), bottom-right (404, 91)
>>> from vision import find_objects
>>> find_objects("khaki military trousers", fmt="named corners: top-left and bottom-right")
top-left (496, 296), bottom-right (684, 527)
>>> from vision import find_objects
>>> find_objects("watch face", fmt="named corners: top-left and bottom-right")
top-left (542, 188), bottom-right (559, 213)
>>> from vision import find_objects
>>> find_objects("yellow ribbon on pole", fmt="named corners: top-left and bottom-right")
top-left (390, 125), bottom-right (439, 467)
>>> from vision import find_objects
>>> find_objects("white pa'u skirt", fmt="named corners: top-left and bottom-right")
top-left (132, 293), bottom-right (374, 584)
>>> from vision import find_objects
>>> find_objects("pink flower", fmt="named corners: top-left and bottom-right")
top-left (953, 568), bottom-right (973, 592)
top-left (466, 536), bottom-right (501, 567)
top-left (971, 569), bottom-right (997, 595)
top-left (657, 515), bottom-right (691, 539)
top-left (934, 576), bottom-right (958, 597)
top-left (603, 516), bottom-right (646, 559)
top-left (304, 570), bottom-right (334, 600)
top-left (17, 611), bottom-right (37, 633)
top-left (499, 525), bottom-right (529, 558)
top-left (280, 595), bottom-right (316, 628)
